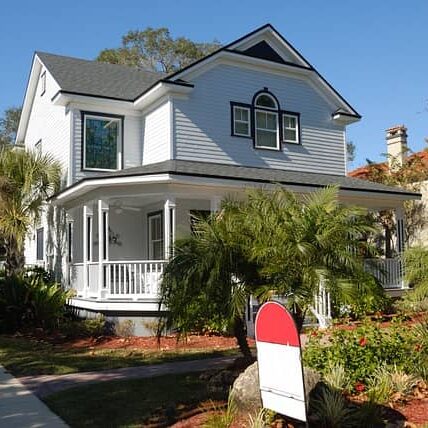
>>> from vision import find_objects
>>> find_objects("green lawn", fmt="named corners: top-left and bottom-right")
top-left (44, 372), bottom-right (224, 428)
top-left (0, 335), bottom-right (238, 377)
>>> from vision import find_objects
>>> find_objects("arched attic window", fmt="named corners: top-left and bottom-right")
top-left (253, 92), bottom-right (280, 150)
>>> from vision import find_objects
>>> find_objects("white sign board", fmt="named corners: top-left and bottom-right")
top-left (255, 301), bottom-right (307, 422)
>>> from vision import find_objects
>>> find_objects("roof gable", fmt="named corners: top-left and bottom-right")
top-left (240, 41), bottom-right (289, 65)
top-left (166, 24), bottom-right (360, 119)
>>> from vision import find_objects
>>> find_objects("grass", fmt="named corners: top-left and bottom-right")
top-left (0, 335), bottom-right (239, 377)
top-left (44, 372), bottom-right (225, 428)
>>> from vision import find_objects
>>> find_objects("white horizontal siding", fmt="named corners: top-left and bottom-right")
top-left (142, 101), bottom-right (170, 165)
top-left (24, 69), bottom-right (70, 185)
top-left (174, 64), bottom-right (346, 175)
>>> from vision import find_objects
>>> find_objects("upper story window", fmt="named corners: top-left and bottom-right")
top-left (40, 72), bottom-right (46, 96)
top-left (254, 93), bottom-right (279, 150)
top-left (232, 105), bottom-right (251, 137)
top-left (283, 113), bottom-right (299, 144)
top-left (230, 89), bottom-right (301, 150)
top-left (82, 112), bottom-right (123, 171)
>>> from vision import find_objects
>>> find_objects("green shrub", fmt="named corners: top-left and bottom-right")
top-left (404, 246), bottom-right (428, 300)
top-left (59, 316), bottom-right (109, 338)
top-left (303, 321), bottom-right (422, 389)
top-left (0, 273), bottom-right (71, 332)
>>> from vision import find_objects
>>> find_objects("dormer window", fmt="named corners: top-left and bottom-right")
top-left (82, 112), bottom-right (123, 171)
top-left (232, 105), bottom-right (251, 137)
top-left (254, 93), bottom-right (279, 150)
top-left (230, 89), bottom-right (301, 150)
top-left (40, 72), bottom-right (46, 96)
top-left (282, 113), bottom-right (299, 144)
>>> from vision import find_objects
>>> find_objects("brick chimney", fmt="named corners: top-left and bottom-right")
top-left (386, 125), bottom-right (408, 169)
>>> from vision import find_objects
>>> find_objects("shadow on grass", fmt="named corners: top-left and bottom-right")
top-left (0, 335), bottom-right (239, 377)
top-left (43, 372), bottom-right (227, 428)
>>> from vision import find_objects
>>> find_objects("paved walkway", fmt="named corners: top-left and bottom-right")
top-left (20, 356), bottom-right (236, 398)
top-left (0, 365), bottom-right (67, 428)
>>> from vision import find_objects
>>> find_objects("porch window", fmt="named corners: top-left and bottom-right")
top-left (86, 216), bottom-right (92, 261)
top-left (36, 227), bottom-right (44, 261)
top-left (282, 113), bottom-right (299, 144)
top-left (148, 212), bottom-right (164, 260)
top-left (83, 113), bottom-right (122, 171)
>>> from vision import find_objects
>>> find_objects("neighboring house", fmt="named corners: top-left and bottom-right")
top-left (349, 125), bottom-right (428, 246)
top-left (16, 24), bottom-right (419, 333)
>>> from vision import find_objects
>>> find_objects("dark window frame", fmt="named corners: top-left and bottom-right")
top-left (147, 211), bottom-right (164, 260)
top-left (230, 102), bottom-right (252, 139)
top-left (81, 111), bottom-right (124, 172)
top-left (230, 88), bottom-right (302, 150)
top-left (36, 227), bottom-right (44, 261)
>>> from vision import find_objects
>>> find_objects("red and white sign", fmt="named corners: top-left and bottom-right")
top-left (255, 301), bottom-right (307, 422)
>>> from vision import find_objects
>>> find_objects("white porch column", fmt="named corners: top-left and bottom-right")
top-left (97, 200), bottom-right (109, 299)
top-left (82, 204), bottom-right (93, 297)
top-left (164, 197), bottom-right (176, 259)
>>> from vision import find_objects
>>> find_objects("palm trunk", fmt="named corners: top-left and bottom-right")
top-left (233, 314), bottom-right (252, 358)
top-left (4, 237), bottom-right (25, 277)
top-left (291, 303), bottom-right (306, 334)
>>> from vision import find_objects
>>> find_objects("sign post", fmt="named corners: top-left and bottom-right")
top-left (255, 301), bottom-right (307, 422)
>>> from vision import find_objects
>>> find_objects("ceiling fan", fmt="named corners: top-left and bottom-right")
top-left (110, 200), bottom-right (141, 214)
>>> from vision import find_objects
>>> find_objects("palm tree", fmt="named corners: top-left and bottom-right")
top-left (241, 186), bottom-right (381, 330)
top-left (159, 208), bottom-right (261, 358)
top-left (0, 148), bottom-right (61, 276)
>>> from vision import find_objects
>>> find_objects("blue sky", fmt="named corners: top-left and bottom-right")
top-left (1, 0), bottom-right (427, 168)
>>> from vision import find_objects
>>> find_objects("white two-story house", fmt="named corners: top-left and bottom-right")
top-left (16, 24), bottom-right (419, 332)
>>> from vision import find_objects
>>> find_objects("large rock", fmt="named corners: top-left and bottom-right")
top-left (231, 362), bottom-right (321, 411)
top-left (231, 361), bottom-right (262, 410)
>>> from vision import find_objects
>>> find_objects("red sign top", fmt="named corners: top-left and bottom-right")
top-left (255, 301), bottom-right (300, 347)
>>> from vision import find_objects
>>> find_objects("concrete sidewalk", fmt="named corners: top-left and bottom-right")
top-left (20, 356), bottom-right (236, 398)
top-left (0, 365), bottom-right (67, 428)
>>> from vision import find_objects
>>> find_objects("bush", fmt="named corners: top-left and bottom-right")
top-left (303, 320), bottom-right (424, 390)
top-left (0, 273), bottom-right (71, 333)
top-left (59, 316), bottom-right (110, 338)
top-left (404, 246), bottom-right (428, 300)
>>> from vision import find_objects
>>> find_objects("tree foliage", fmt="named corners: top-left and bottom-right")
top-left (0, 107), bottom-right (21, 147)
top-left (160, 186), bottom-right (380, 354)
top-left (97, 27), bottom-right (221, 73)
top-left (360, 153), bottom-right (428, 250)
top-left (0, 148), bottom-right (61, 275)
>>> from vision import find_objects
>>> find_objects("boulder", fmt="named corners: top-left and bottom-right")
top-left (231, 361), bottom-right (321, 411)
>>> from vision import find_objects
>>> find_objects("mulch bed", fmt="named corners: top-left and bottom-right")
top-left (65, 334), bottom-right (255, 351)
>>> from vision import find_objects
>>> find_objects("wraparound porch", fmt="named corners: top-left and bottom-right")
top-left (53, 162), bottom-right (418, 314)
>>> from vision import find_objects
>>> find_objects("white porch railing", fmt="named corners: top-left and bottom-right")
top-left (363, 258), bottom-right (404, 289)
top-left (69, 260), bottom-right (166, 299)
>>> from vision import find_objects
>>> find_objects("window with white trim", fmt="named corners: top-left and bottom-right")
top-left (232, 106), bottom-right (251, 137)
top-left (148, 212), bottom-right (164, 260)
top-left (40, 72), bottom-right (46, 96)
top-left (83, 114), bottom-right (122, 171)
top-left (254, 93), bottom-right (279, 149)
top-left (282, 114), bottom-right (299, 144)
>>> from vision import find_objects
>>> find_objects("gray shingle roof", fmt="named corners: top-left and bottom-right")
top-left (61, 160), bottom-right (420, 198)
top-left (36, 52), bottom-right (164, 101)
